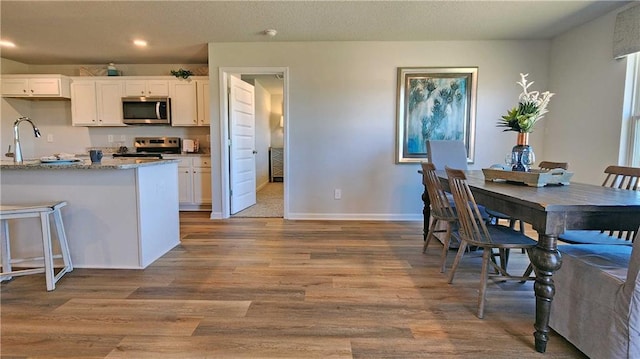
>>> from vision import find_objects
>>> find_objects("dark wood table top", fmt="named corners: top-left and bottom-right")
top-left (437, 170), bottom-right (640, 235)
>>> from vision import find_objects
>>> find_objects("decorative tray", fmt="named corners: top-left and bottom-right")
top-left (482, 168), bottom-right (574, 187)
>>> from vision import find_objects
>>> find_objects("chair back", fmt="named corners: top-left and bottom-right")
top-left (538, 161), bottom-right (568, 170)
top-left (421, 162), bottom-right (455, 220)
top-left (445, 166), bottom-right (492, 246)
top-left (601, 165), bottom-right (640, 240)
top-left (602, 165), bottom-right (640, 190)
top-left (426, 140), bottom-right (468, 170)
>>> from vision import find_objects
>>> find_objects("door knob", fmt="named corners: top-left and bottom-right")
top-left (253, 150), bottom-right (258, 154)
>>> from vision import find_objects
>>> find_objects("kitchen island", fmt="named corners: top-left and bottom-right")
top-left (0, 158), bottom-right (180, 269)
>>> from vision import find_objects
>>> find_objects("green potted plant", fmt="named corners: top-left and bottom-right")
top-left (497, 73), bottom-right (554, 171)
top-left (171, 68), bottom-right (193, 79)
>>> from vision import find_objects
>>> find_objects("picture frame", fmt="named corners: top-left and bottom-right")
top-left (396, 67), bottom-right (477, 163)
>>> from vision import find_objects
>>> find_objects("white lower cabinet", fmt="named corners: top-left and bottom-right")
top-left (175, 156), bottom-right (212, 210)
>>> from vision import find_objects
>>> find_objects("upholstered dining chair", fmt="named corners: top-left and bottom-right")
top-left (550, 228), bottom-right (640, 358)
top-left (426, 140), bottom-right (469, 170)
top-left (445, 167), bottom-right (537, 319)
top-left (421, 162), bottom-right (459, 273)
top-left (485, 160), bottom-right (569, 232)
top-left (559, 165), bottom-right (640, 245)
top-left (425, 140), bottom-right (489, 247)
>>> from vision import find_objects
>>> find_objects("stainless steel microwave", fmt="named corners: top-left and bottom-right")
top-left (122, 97), bottom-right (171, 125)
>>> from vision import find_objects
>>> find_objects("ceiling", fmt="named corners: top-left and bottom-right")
top-left (0, 1), bottom-right (631, 66)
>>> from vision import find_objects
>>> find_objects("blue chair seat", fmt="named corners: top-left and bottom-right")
top-left (559, 230), bottom-right (633, 246)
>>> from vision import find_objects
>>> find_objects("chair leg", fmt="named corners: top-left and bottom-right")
top-left (477, 248), bottom-right (491, 319)
top-left (39, 211), bottom-right (55, 291)
top-left (0, 219), bottom-right (12, 281)
top-left (439, 223), bottom-right (452, 273)
top-left (448, 240), bottom-right (468, 284)
top-left (52, 208), bottom-right (73, 273)
top-left (499, 249), bottom-right (511, 271)
top-left (423, 218), bottom-right (439, 253)
top-left (520, 263), bottom-right (534, 283)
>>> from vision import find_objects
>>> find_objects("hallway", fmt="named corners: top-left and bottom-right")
top-left (232, 182), bottom-right (284, 218)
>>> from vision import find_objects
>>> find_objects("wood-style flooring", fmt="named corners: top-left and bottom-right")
top-left (1, 213), bottom-right (586, 358)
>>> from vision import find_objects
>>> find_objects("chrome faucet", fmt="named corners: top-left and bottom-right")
top-left (13, 116), bottom-right (41, 164)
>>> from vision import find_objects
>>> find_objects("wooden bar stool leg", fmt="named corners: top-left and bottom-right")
top-left (1, 219), bottom-right (12, 281)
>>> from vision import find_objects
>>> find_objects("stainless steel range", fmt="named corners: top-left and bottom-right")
top-left (112, 137), bottom-right (181, 158)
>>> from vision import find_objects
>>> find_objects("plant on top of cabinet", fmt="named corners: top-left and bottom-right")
top-left (171, 68), bottom-right (193, 79)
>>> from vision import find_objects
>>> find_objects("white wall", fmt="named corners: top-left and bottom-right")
top-left (209, 41), bottom-right (550, 219)
top-left (270, 94), bottom-right (284, 148)
top-left (545, 7), bottom-right (630, 185)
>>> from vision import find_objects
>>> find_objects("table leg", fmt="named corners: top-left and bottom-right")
top-left (528, 234), bottom-right (562, 353)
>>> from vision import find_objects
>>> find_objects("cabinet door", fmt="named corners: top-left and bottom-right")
top-left (124, 80), bottom-right (147, 96)
top-left (146, 80), bottom-right (169, 96)
top-left (124, 80), bottom-right (169, 97)
top-left (193, 167), bottom-right (212, 204)
top-left (170, 81), bottom-right (198, 126)
top-left (197, 80), bottom-right (210, 126)
top-left (2, 75), bottom-right (69, 98)
top-left (178, 167), bottom-right (194, 204)
top-left (29, 78), bottom-right (61, 96)
top-left (2, 78), bottom-right (29, 96)
top-left (96, 81), bottom-right (124, 126)
top-left (71, 81), bottom-right (98, 126)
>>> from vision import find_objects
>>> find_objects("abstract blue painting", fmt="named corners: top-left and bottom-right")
top-left (396, 67), bottom-right (477, 163)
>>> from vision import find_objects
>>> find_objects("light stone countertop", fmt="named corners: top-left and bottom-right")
top-left (0, 158), bottom-right (178, 170)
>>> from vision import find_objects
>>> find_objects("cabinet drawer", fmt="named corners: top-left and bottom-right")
top-left (193, 157), bottom-right (211, 167)
top-left (174, 158), bottom-right (192, 168)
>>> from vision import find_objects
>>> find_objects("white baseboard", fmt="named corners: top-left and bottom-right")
top-left (286, 212), bottom-right (422, 221)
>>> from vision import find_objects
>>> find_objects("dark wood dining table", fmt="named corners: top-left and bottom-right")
top-left (419, 170), bottom-right (640, 353)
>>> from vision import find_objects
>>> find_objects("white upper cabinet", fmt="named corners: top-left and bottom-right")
top-left (197, 80), bottom-right (210, 126)
top-left (71, 78), bottom-right (125, 126)
top-left (170, 80), bottom-right (198, 126)
top-left (124, 79), bottom-right (169, 97)
top-left (170, 78), bottom-right (209, 127)
top-left (2, 74), bottom-right (71, 98)
top-left (70, 80), bottom-right (98, 125)
top-left (96, 80), bottom-right (125, 125)
top-left (68, 75), bottom-right (208, 127)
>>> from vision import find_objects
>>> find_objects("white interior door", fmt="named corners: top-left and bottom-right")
top-left (229, 75), bottom-right (257, 214)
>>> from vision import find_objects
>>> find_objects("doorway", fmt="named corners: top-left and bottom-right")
top-left (219, 67), bottom-right (288, 219)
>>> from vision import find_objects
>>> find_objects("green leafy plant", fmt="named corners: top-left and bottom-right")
top-left (171, 68), bottom-right (193, 79)
top-left (497, 73), bottom-right (554, 133)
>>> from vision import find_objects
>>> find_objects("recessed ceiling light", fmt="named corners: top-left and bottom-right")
top-left (0, 40), bottom-right (16, 48)
top-left (133, 39), bottom-right (147, 47)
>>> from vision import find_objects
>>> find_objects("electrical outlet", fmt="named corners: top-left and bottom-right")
top-left (108, 135), bottom-right (114, 143)
top-left (120, 135), bottom-right (126, 142)
top-left (46, 134), bottom-right (54, 143)
top-left (334, 189), bottom-right (342, 200)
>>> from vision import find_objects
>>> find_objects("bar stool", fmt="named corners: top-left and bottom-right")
top-left (0, 201), bottom-right (73, 291)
